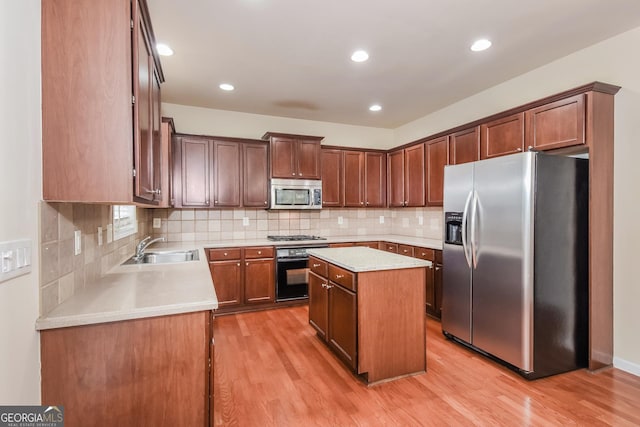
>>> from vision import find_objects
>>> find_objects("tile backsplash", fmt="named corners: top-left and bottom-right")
top-left (149, 207), bottom-right (442, 242)
top-left (39, 202), bottom-right (151, 316)
top-left (38, 203), bottom-right (442, 316)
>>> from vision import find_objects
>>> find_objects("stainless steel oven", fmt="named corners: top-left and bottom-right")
top-left (275, 244), bottom-right (328, 301)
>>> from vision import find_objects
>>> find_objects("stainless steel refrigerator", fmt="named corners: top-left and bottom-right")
top-left (442, 151), bottom-right (589, 379)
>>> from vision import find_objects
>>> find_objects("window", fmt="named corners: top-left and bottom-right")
top-left (112, 205), bottom-right (137, 240)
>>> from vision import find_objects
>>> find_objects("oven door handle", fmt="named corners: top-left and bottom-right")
top-left (277, 257), bottom-right (310, 263)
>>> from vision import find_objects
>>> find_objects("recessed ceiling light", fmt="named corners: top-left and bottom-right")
top-left (219, 83), bottom-right (235, 91)
top-left (470, 39), bottom-right (492, 52)
top-left (351, 50), bottom-right (369, 62)
top-left (156, 43), bottom-right (174, 56)
top-left (369, 104), bottom-right (382, 112)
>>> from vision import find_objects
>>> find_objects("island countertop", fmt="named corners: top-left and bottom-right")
top-left (306, 247), bottom-right (432, 272)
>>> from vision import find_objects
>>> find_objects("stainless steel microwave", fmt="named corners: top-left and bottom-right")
top-left (270, 178), bottom-right (322, 209)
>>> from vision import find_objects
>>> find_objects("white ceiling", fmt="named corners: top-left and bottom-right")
top-left (146, 0), bottom-right (640, 129)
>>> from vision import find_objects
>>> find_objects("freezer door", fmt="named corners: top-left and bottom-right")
top-left (471, 153), bottom-right (534, 371)
top-left (442, 162), bottom-right (474, 343)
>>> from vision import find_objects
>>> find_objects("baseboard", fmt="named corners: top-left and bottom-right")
top-left (613, 356), bottom-right (640, 377)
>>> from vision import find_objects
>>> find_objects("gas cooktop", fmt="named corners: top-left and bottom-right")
top-left (267, 235), bottom-right (327, 242)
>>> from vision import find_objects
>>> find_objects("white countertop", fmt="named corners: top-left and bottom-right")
top-left (306, 247), bottom-right (432, 272)
top-left (35, 234), bottom-right (440, 331)
top-left (35, 246), bottom-right (218, 331)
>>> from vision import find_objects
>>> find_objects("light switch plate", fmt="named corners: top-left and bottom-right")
top-left (106, 224), bottom-right (113, 243)
top-left (418, 216), bottom-right (424, 225)
top-left (0, 239), bottom-right (32, 283)
top-left (153, 218), bottom-right (162, 228)
top-left (97, 227), bottom-right (103, 246)
top-left (242, 217), bottom-right (249, 226)
top-left (74, 230), bottom-right (82, 255)
top-left (338, 216), bottom-right (344, 225)
top-left (379, 216), bottom-right (385, 224)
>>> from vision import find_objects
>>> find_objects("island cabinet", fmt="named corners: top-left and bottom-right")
top-left (207, 247), bottom-right (275, 310)
top-left (42, 0), bottom-right (165, 204)
top-left (41, 311), bottom-right (214, 427)
top-left (264, 132), bottom-right (323, 179)
top-left (308, 247), bottom-right (427, 384)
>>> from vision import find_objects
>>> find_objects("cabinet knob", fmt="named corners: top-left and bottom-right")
top-left (264, 201), bottom-right (267, 205)
top-left (257, 251), bottom-right (262, 255)
top-left (366, 201), bottom-right (369, 205)
top-left (321, 283), bottom-right (328, 289)
top-left (292, 173), bottom-right (295, 176)
top-left (421, 252), bottom-right (426, 256)
top-left (360, 202), bottom-right (364, 205)
top-left (214, 200), bottom-right (218, 204)
top-left (237, 263), bottom-right (240, 266)
top-left (299, 173), bottom-right (302, 176)
top-left (224, 252), bottom-right (227, 256)
top-left (403, 249), bottom-right (408, 253)
top-left (435, 267), bottom-right (440, 271)
top-left (246, 262), bottom-right (249, 266)
top-left (517, 147), bottom-right (522, 152)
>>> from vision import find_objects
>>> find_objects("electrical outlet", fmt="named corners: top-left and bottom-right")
top-left (418, 215), bottom-right (424, 225)
top-left (153, 218), bottom-right (162, 228)
top-left (97, 227), bottom-right (103, 246)
top-left (338, 216), bottom-right (343, 225)
top-left (106, 224), bottom-right (113, 243)
top-left (74, 230), bottom-right (82, 255)
top-left (379, 216), bottom-right (385, 224)
top-left (242, 217), bottom-right (249, 226)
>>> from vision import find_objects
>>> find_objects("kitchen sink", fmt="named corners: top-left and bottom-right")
top-left (122, 249), bottom-right (200, 265)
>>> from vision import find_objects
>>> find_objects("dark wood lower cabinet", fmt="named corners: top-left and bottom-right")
top-left (207, 246), bottom-right (275, 312)
top-left (41, 311), bottom-right (214, 427)
top-left (327, 281), bottom-right (357, 371)
top-left (308, 272), bottom-right (328, 340)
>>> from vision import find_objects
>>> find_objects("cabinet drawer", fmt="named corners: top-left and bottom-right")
top-left (354, 241), bottom-right (379, 249)
top-left (435, 250), bottom-right (443, 264)
top-left (309, 257), bottom-right (328, 277)
top-left (328, 264), bottom-right (356, 292)
top-left (207, 248), bottom-right (241, 261)
top-left (329, 243), bottom-right (354, 248)
top-left (244, 246), bottom-right (274, 259)
top-left (414, 247), bottom-right (435, 261)
top-left (398, 244), bottom-right (414, 257)
top-left (379, 242), bottom-right (398, 253)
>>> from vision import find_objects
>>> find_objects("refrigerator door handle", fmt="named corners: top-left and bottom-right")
top-left (470, 190), bottom-right (479, 269)
top-left (461, 191), bottom-right (473, 268)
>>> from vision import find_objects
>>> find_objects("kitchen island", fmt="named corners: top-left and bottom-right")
top-left (307, 246), bottom-right (431, 384)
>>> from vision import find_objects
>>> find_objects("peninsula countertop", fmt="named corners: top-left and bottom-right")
top-left (306, 247), bottom-right (432, 272)
top-left (35, 245), bottom-right (218, 331)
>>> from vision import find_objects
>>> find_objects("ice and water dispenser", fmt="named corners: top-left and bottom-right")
top-left (444, 212), bottom-right (463, 245)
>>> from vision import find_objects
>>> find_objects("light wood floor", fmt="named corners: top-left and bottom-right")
top-left (213, 306), bottom-right (640, 426)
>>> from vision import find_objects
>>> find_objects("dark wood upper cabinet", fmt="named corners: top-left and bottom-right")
top-left (160, 118), bottom-right (175, 208)
top-left (426, 136), bottom-right (448, 206)
top-left (172, 136), bottom-right (212, 208)
top-left (364, 152), bottom-right (386, 207)
top-left (42, 0), bottom-right (164, 204)
top-left (387, 149), bottom-right (405, 207)
top-left (404, 143), bottom-right (426, 207)
top-left (525, 94), bottom-right (585, 150)
top-left (388, 144), bottom-right (425, 207)
top-left (213, 140), bottom-right (241, 207)
top-left (343, 151), bottom-right (364, 207)
top-left (243, 143), bottom-right (269, 208)
top-left (265, 133), bottom-right (323, 179)
top-left (449, 126), bottom-right (480, 165)
top-left (480, 113), bottom-right (524, 159)
top-left (321, 149), bottom-right (343, 207)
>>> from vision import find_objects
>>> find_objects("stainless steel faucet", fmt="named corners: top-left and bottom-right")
top-left (133, 236), bottom-right (166, 260)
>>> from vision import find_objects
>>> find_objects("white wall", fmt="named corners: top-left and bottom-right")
top-left (395, 27), bottom-right (640, 375)
top-left (162, 103), bottom-right (394, 149)
top-left (0, 0), bottom-right (42, 403)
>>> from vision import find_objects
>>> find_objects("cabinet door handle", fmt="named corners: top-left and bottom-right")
top-left (335, 274), bottom-right (344, 279)
top-left (321, 282), bottom-right (328, 289)
top-left (313, 263), bottom-right (321, 267)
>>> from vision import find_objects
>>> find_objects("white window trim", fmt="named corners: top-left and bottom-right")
top-left (112, 205), bottom-right (138, 241)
